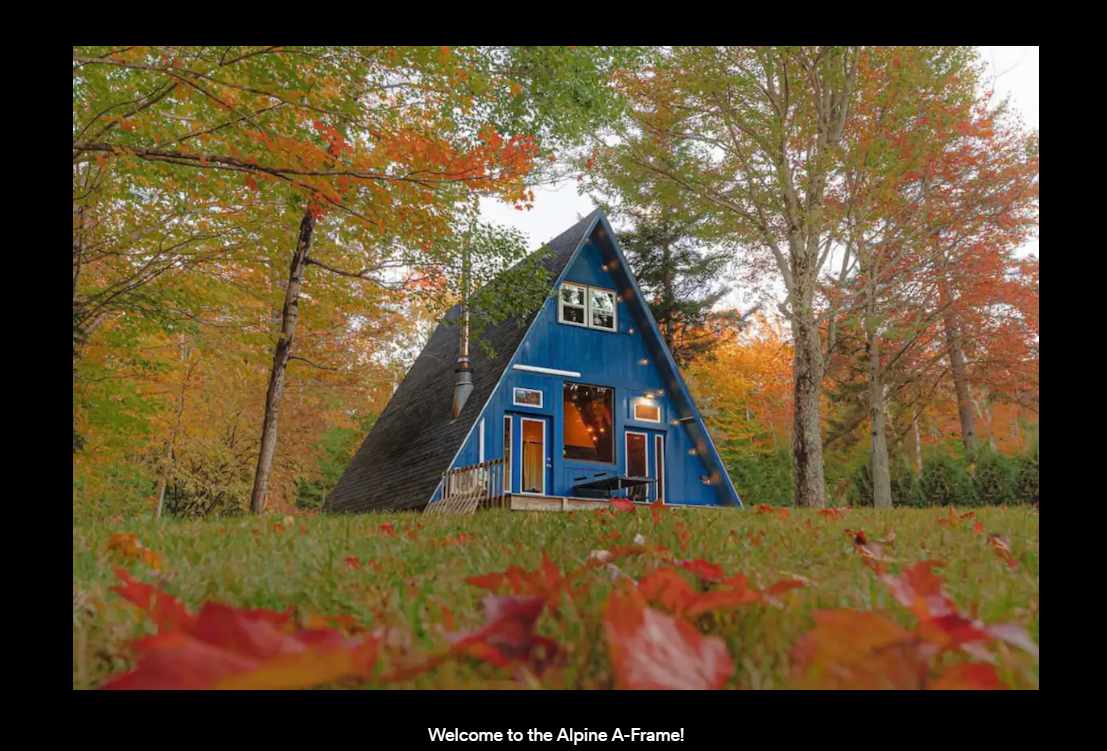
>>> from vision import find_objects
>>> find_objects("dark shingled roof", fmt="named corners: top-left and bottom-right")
top-left (325, 209), bottom-right (602, 513)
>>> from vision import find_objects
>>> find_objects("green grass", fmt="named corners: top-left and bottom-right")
top-left (72, 506), bottom-right (1039, 689)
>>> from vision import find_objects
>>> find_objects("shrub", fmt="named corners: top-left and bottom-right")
top-left (1013, 442), bottom-right (1039, 506)
top-left (920, 453), bottom-right (979, 507)
top-left (727, 448), bottom-right (794, 507)
top-left (891, 456), bottom-right (924, 507)
top-left (847, 455), bottom-right (922, 508)
top-left (973, 449), bottom-right (1017, 506)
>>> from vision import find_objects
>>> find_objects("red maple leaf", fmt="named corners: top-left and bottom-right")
top-left (448, 595), bottom-right (558, 677)
top-left (104, 570), bottom-right (378, 690)
top-left (603, 583), bottom-right (734, 690)
top-left (609, 498), bottom-right (636, 512)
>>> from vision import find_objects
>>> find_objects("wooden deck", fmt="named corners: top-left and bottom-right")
top-left (507, 493), bottom-right (618, 512)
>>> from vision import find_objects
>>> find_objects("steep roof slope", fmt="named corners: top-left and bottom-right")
top-left (326, 209), bottom-right (602, 513)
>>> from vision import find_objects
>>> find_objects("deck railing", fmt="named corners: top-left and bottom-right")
top-left (424, 457), bottom-right (507, 515)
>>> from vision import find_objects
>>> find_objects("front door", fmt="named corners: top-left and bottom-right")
top-left (520, 416), bottom-right (549, 495)
top-left (625, 431), bottom-right (649, 501)
top-left (625, 430), bottom-right (665, 502)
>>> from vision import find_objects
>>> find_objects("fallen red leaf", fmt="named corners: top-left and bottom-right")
top-left (111, 568), bottom-right (194, 631)
top-left (927, 662), bottom-right (1008, 690)
top-left (676, 558), bottom-right (726, 583)
top-left (988, 534), bottom-right (1018, 569)
top-left (448, 595), bottom-right (556, 676)
top-left (603, 583), bottom-right (734, 690)
top-left (104, 570), bottom-right (379, 690)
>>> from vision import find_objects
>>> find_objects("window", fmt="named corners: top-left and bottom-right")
top-left (589, 288), bottom-right (617, 331)
top-left (633, 399), bottom-right (662, 423)
top-left (558, 283), bottom-right (618, 333)
top-left (559, 283), bottom-right (587, 326)
top-left (513, 387), bottom-right (543, 408)
top-left (563, 382), bottom-right (614, 463)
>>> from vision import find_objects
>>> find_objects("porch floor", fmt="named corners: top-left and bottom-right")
top-left (506, 493), bottom-right (620, 512)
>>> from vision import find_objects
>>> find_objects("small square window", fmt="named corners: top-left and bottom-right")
top-left (513, 387), bottom-right (543, 408)
top-left (633, 400), bottom-right (661, 423)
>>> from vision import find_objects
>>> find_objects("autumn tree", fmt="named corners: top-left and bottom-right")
top-left (74, 46), bottom-right (635, 515)
top-left (589, 46), bottom-right (870, 507)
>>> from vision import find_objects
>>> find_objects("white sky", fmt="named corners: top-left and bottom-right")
top-left (477, 46), bottom-right (1039, 310)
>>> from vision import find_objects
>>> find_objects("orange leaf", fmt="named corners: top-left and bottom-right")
top-left (791, 609), bottom-right (926, 690)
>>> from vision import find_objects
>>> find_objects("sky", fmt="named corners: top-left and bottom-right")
top-left (477, 46), bottom-right (1039, 308)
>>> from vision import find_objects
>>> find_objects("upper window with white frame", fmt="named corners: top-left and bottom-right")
top-left (513, 387), bottom-right (543, 408)
top-left (559, 283), bottom-right (587, 326)
top-left (558, 282), bottom-right (617, 333)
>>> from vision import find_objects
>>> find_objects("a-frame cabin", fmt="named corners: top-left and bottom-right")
top-left (326, 209), bottom-right (742, 513)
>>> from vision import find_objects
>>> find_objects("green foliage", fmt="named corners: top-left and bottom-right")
top-left (1013, 441), bottom-right (1039, 506)
top-left (726, 448), bottom-right (794, 507)
top-left (297, 414), bottom-right (378, 509)
top-left (616, 211), bottom-right (731, 365)
top-left (973, 449), bottom-right (1017, 507)
top-left (920, 452), bottom-right (980, 507)
top-left (847, 456), bottom-right (923, 508)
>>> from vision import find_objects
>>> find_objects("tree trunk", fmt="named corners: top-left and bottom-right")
top-left (156, 339), bottom-right (192, 520)
top-left (866, 325), bottom-right (892, 508)
top-left (912, 410), bottom-right (923, 474)
top-left (941, 305), bottom-right (977, 454)
top-left (249, 207), bottom-right (316, 515)
top-left (791, 311), bottom-right (826, 508)
top-left (154, 442), bottom-right (172, 520)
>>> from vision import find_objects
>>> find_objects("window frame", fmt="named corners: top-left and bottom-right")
top-left (561, 381), bottom-right (616, 465)
top-left (588, 287), bottom-right (618, 332)
top-left (558, 282), bottom-right (588, 328)
top-left (557, 282), bottom-right (618, 333)
top-left (512, 387), bottom-right (544, 409)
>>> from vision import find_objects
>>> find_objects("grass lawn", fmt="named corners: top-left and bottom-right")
top-left (72, 505), bottom-right (1039, 690)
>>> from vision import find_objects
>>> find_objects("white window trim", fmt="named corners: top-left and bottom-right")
top-left (478, 418), bottom-right (485, 463)
top-left (654, 434), bottom-right (665, 503)
top-left (503, 416), bottom-right (513, 494)
top-left (514, 364), bottom-right (581, 378)
top-left (633, 398), bottom-right (662, 424)
top-left (512, 387), bottom-right (543, 408)
top-left (557, 282), bottom-right (618, 333)
top-left (558, 282), bottom-right (588, 327)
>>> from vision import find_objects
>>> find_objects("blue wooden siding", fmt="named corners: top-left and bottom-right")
top-left (443, 239), bottom-right (724, 506)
